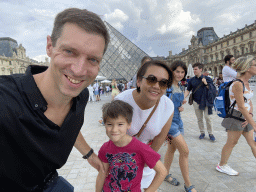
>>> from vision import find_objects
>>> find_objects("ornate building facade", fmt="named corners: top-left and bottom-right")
top-left (164, 21), bottom-right (256, 77)
top-left (0, 37), bottom-right (49, 75)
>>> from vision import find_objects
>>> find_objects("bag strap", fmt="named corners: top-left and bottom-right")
top-left (226, 79), bottom-right (246, 122)
top-left (134, 99), bottom-right (160, 138)
top-left (192, 81), bottom-right (204, 95)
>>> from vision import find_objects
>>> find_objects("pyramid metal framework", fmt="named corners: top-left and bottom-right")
top-left (98, 21), bottom-right (148, 81)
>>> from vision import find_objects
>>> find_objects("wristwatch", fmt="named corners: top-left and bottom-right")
top-left (82, 148), bottom-right (94, 159)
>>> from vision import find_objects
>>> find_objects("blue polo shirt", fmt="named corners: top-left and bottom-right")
top-left (187, 75), bottom-right (208, 104)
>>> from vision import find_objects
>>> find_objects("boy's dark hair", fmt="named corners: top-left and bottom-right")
top-left (51, 8), bottom-right (110, 54)
top-left (224, 55), bottom-right (234, 64)
top-left (102, 100), bottom-right (133, 124)
top-left (170, 60), bottom-right (187, 81)
top-left (192, 62), bottom-right (203, 69)
top-left (136, 60), bottom-right (172, 93)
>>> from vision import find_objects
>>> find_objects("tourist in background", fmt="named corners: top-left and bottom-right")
top-left (184, 63), bottom-right (216, 142)
top-left (216, 72), bottom-right (224, 87)
top-left (88, 84), bottom-right (95, 102)
top-left (222, 55), bottom-right (237, 82)
top-left (217, 55), bottom-right (256, 176)
top-left (164, 61), bottom-right (197, 192)
top-left (93, 82), bottom-right (100, 101)
top-left (111, 79), bottom-right (119, 100)
top-left (105, 85), bottom-right (110, 96)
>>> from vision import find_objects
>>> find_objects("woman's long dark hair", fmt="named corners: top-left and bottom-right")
top-left (170, 60), bottom-right (187, 82)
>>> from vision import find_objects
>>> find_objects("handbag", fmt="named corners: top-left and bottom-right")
top-left (188, 81), bottom-right (204, 105)
top-left (133, 99), bottom-right (160, 145)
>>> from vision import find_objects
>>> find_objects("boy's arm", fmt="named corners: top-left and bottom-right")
top-left (144, 160), bottom-right (167, 192)
top-left (96, 162), bottom-right (109, 192)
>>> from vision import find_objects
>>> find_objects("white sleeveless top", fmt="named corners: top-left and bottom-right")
top-left (115, 89), bottom-right (174, 188)
top-left (229, 82), bottom-right (253, 112)
top-left (115, 89), bottom-right (174, 144)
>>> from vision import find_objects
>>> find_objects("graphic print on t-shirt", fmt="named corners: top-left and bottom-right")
top-left (106, 152), bottom-right (138, 192)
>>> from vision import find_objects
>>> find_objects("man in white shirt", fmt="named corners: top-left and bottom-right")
top-left (222, 55), bottom-right (237, 82)
top-left (88, 85), bottom-right (95, 102)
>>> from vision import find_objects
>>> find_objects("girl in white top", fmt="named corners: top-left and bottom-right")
top-left (217, 55), bottom-right (256, 176)
top-left (115, 60), bottom-right (174, 191)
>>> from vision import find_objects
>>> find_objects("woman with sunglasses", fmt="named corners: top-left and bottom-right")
top-left (216, 55), bottom-right (256, 176)
top-left (115, 60), bottom-right (174, 192)
top-left (164, 61), bottom-right (196, 192)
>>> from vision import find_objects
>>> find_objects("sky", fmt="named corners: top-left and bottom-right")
top-left (0, 0), bottom-right (256, 62)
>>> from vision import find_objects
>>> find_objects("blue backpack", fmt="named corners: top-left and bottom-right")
top-left (214, 79), bottom-right (246, 121)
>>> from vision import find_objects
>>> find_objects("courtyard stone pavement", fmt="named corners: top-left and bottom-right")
top-left (58, 92), bottom-right (256, 192)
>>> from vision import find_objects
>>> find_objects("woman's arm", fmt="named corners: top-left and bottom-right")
top-left (150, 113), bottom-right (174, 152)
top-left (95, 162), bottom-right (109, 192)
top-left (233, 82), bottom-right (256, 130)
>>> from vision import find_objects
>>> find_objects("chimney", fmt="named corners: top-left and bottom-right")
top-left (169, 51), bottom-right (172, 57)
top-left (182, 48), bottom-right (185, 52)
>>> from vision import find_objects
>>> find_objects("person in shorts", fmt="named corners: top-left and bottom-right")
top-left (96, 100), bottom-right (167, 192)
top-left (164, 61), bottom-right (197, 192)
top-left (216, 55), bottom-right (256, 176)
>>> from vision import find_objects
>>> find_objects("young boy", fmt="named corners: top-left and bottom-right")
top-left (96, 100), bottom-right (167, 192)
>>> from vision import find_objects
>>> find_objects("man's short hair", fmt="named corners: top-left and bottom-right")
top-left (141, 56), bottom-right (152, 66)
top-left (51, 8), bottom-right (110, 53)
top-left (102, 100), bottom-right (133, 124)
top-left (224, 55), bottom-right (234, 64)
top-left (192, 62), bottom-right (203, 69)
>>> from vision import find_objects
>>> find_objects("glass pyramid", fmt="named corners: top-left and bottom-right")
top-left (98, 21), bottom-right (149, 81)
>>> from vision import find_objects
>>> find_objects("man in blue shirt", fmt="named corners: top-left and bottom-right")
top-left (184, 63), bottom-right (216, 142)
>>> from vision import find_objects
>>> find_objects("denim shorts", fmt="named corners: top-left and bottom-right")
top-left (94, 91), bottom-right (99, 95)
top-left (168, 118), bottom-right (184, 138)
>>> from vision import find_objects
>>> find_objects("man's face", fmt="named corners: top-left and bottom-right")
top-left (230, 57), bottom-right (235, 64)
top-left (193, 66), bottom-right (202, 77)
top-left (219, 74), bottom-right (223, 78)
top-left (46, 23), bottom-right (105, 98)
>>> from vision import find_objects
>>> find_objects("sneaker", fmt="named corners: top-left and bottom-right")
top-left (199, 133), bottom-right (205, 139)
top-left (209, 134), bottom-right (216, 142)
top-left (216, 163), bottom-right (239, 176)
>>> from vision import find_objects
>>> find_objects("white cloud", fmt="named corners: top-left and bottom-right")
top-left (104, 9), bottom-right (129, 30)
top-left (33, 54), bottom-right (49, 62)
top-left (218, 13), bottom-right (241, 24)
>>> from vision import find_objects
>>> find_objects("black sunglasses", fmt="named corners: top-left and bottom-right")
top-left (142, 75), bottom-right (169, 89)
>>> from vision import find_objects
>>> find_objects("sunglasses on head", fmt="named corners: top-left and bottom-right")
top-left (142, 75), bottom-right (169, 89)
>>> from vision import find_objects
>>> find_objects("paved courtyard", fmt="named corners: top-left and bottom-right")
top-left (58, 92), bottom-right (256, 192)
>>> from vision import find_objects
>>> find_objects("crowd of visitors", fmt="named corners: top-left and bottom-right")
top-left (1, 7), bottom-right (256, 192)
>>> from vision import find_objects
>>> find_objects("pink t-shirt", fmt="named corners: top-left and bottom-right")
top-left (98, 137), bottom-right (161, 192)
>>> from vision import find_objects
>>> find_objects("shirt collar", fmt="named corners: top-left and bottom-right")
top-left (21, 65), bottom-right (80, 112)
top-left (195, 75), bottom-right (204, 79)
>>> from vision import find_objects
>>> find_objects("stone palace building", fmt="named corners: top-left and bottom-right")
top-left (163, 21), bottom-right (256, 77)
top-left (0, 37), bottom-right (49, 75)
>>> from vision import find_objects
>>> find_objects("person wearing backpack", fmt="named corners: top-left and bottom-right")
top-left (216, 55), bottom-right (256, 176)
top-left (184, 63), bottom-right (217, 142)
